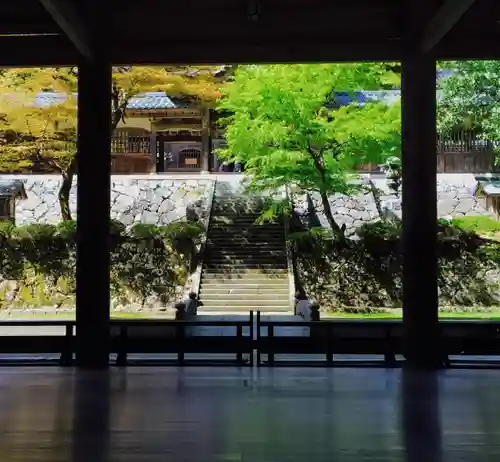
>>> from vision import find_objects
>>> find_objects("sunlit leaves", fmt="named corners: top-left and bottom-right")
top-left (217, 64), bottom-right (401, 195)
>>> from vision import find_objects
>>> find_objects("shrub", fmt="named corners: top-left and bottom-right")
top-left (295, 218), bottom-right (500, 312)
top-left (356, 220), bottom-right (401, 241)
top-left (129, 223), bottom-right (162, 239)
top-left (56, 220), bottom-right (77, 240)
top-left (110, 219), bottom-right (126, 237)
top-left (11, 223), bottom-right (57, 241)
top-left (0, 219), bottom-right (202, 310)
top-left (161, 221), bottom-right (204, 242)
top-left (0, 220), bottom-right (14, 239)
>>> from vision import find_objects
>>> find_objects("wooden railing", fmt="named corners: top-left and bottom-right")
top-left (111, 136), bottom-right (151, 154)
top-left (255, 313), bottom-right (500, 367)
top-left (0, 314), bottom-right (499, 368)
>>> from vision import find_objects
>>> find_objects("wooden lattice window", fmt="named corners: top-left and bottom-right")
top-left (0, 197), bottom-right (14, 222)
top-left (179, 148), bottom-right (201, 168)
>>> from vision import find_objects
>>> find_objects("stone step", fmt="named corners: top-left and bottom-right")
top-left (203, 263), bottom-right (288, 274)
top-left (206, 255), bottom-right (287, 261)
top-left (198, 305), bottom-right (290, 312)
top-left (200, 295), bottom-right (290, 303)
top-left (200, 281), bottom-right (289, 288)
top-left (208, 233), bottom-right (285, 238)
top-left (211, 213), bottom-right (265, 219)
top-left (208, 224), bottom-right (283, 231)
top-left (200, 299), bottom-right (290, 308)
top-left (205, 248), bottom-right (286, 254)
top-left (205, 256), bottom-right (287, 263)
top-left (209, 217), bottom-right (268, 222)
top-left (200, 287), bottom-right (290, 296)
top-left (207, 231), bottom-right (284, 237)
top-left (206, 241), bottom-right (285, 247)
top-left (211, 215), bottom-right (274, 221)
top-left (211, 208), bottom-right (265, 214)
top-left (208, 228), bottom-right (284, 233)
top-left (206, 241), bottom-right (286, 246)
top-left (201, 273), bottom-right (288, 280)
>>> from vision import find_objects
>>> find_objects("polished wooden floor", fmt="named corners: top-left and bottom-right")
top-left (0, 367), bottom-right (499, 461)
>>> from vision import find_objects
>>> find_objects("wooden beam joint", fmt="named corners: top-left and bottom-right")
top-left (421, 0), bottom-right (477, 52)
top-left (38, 0), bottom-right (93, 60)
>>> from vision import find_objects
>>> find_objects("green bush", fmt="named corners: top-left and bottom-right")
top-left (355, 220), bottom-right (401, 241)
top-left (130, 223), bottom-right (162, 239)
top-left (56, 220), bottom-right (77, 240)
top-left (0, 219), bottom-right (202, 310)
top-left (295, 218), bottom-right (500, 312)
top-left (110, 219), bottom-right (126, 237)
top-left (451, 216), bottom-right (500, 234)
top-left (11, 223), bottom-right (57, 241)
top-left (0, 220), bottom-right (14, 239)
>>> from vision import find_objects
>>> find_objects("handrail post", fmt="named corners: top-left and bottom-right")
top-left (256, 311), bottom-right (261, 367)
top-left (268, 324), bottom-right (275, 365)
top-left (326, 324), bottom-right (333, 365)
top-left (384, 326), bottom-right (396, 367)
top-left (249, 311), bottom-right (254, 366)
top-left (116, 324), bottom-right (128, 367)
top-left (236, 325), bottom-right (243, 365)
top-left (177, 323), bottom-right (185, 364)
top-left (60, 322), bottom-right (74, 367)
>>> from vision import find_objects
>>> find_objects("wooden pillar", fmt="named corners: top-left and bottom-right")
top-left (201, 108), bottom-right (211, 172)
top-left (75, 1), bottom-right (111, 368)
top-left (149, 122), bottom-right (157, 173)
top-left (401, 0), bottom-right (441, 368)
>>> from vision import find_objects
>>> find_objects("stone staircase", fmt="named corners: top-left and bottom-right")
top-left (198, 180), bottom-right (291, 312)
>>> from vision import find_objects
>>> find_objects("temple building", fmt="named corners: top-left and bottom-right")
top-left (111, 91), bottom-right (226, 174)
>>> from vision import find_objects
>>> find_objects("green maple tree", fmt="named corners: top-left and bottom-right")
top-left (437, 60), bottom-right (500, 140)
top-left (216, 64), bottom-right (401, 237)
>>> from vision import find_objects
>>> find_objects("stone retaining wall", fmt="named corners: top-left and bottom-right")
top-left (8, 174), bottom-right (216, 227)
top-left (292, 173), bottom-right (491, 235)
top-left (2, 173), bottom-right (493, 233)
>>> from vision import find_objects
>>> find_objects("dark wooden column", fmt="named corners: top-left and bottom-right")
top-left (201, 108), bottom-right (211, 172)
top-left (401, 0), bottom-right (441, 368)
top-left (75, 2), bottom-right (112, 367)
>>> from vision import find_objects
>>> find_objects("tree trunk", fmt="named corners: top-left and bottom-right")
top-left (368, 179), bottom-right (385, 221)
top-left (59, 157), bottom-right (77, 221)
top-left (320, 191), bottom-right (344, 238)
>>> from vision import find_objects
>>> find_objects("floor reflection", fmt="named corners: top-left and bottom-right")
top-left (0, 367), bottom-right (498, 461)
top-left (401, 370), bottom-right (442, 462)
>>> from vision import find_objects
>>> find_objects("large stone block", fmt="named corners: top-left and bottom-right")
top-left (8, 174), bottom-right (215, 229)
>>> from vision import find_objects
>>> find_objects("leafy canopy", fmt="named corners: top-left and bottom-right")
top-left (437, 60), bottom-right (500, 140)
top-left (0, 65), bottom-right (228, 173)
top-left (217, 64), bottom-right (401, 195)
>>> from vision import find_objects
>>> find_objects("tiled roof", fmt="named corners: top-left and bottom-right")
top-left (126, 92), bottom-right (177, 110)
top-left (32, 91), bottom-right (178, 110)
top-left (329, 90), bottom-right (401, 108)
top-left (30, 71), bottom-right (455, 111)
top-left (0, 179), bottom-right (27, 199)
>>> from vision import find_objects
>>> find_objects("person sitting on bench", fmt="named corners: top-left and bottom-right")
top-left (295, 291), bottom-right (312, 321)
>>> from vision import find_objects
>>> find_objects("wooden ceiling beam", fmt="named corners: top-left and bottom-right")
top-left (38, 0), bottom-right (92, 59)
top-left (421, 0), bottom-right (477, 52)
top-left (111, 39), bottom-right (402, 65)
top-left (0, 35), bottom-right (76, 67)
